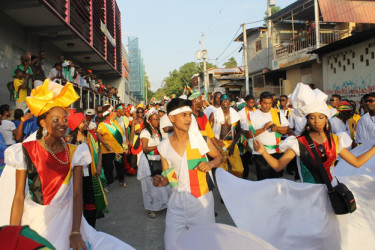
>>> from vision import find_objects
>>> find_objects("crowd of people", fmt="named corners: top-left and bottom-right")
top-left (0, 78), bottom-right (375, 249)
top-left (10, 51), bottom-right (120, 111)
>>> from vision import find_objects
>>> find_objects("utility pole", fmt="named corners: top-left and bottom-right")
top-left (202, 33), bottom-right (208, 93)
top-left (314, 0), bottom-right (320, 48)
top-left (242, 23), bottom-right (250, 96)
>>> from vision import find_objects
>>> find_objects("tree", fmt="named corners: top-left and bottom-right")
top-left (162, 61), bottom-right (215, 96)
top-left (223, 57), bottom-right (237, 68)
top-left (263, 6), bottom-right (281, 27)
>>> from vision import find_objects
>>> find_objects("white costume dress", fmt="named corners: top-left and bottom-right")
top-left (137, 129), bottom-right (171, 211)
top-left (0, 142), bottom-right (134, 250)
top-left (216, 133), bottom-right (375, 250)
top-left (158, 138), bottom-right (215, 250)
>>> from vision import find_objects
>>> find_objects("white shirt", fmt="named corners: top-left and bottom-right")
top-left (288, 110), bottom-right (307, 137)
top-left (88, 121), bottom-right (97, 130)
top-left (329, 117), bottom-right (350, 136)
top-left (0, 120), bottom-right (16, 145)
top-left (279, 108), bottom-right (292, 120)
top-left (140, 129), bottom-right (161, 161)
top-left (250, 108), bottom-right (289, 154)
top-left (159, 114), bottom-right (173, 139)
top-left (356, 113), bottom-right (375, 144)
top-left (204, 105), bottom-right (217, 120)
top-left (238, 107), bottom-right (254, 131)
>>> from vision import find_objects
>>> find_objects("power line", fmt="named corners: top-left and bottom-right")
top-left (214, 25), bottom-right (242, 61)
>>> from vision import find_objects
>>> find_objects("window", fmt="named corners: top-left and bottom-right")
top-left (255, 40), bottom-right (262, 52)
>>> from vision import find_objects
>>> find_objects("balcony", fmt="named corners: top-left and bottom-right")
top-left (274, 29), bottom-right (347, 60)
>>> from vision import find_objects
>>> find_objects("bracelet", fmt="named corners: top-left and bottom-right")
top-left (69, 231), bottom-right (81, 237)
top-left (21, 117), bottom-right (25, 122)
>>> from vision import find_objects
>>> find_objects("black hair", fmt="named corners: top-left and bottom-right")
top-left (166, 98), bottom-right (192, 115)
top-left (245, 95), bottom-right (255, 101)
top-left (143, 113), bottom-right (162, 140)
top-left (259, 91), bottom-right (273, 102)
top-left (363, 92), bottom-right (375, 100)
top-left (69, 127), bottom-right (88, 145)
top-left (14, 109), bottom-right (24, 120)
top-left (301, 114), bottom-right (333, 148)
top-left (213, 92), bottom-right (222, 100)
top-left (280, 95), bottom-right (288, 99)
top-left (0, 104), bottom-right (10, 116)
top-left (332, 94), bottom-right (342, 100)
top-left (54, 62), bottom-right (62, 68)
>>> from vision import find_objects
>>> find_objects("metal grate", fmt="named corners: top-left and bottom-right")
top-left (92, 0), bottom-right (105, 56)
top-left (70, 0), bottom-right (91, 42)
top-left (115, 2), bottom-right (122, 73)
top-left (42, 0), bottom-right (67, 20)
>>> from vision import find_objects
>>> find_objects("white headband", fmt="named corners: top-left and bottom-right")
top-left (168, 106), bottom-right (192, 116)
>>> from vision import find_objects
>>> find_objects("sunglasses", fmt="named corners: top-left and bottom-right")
top-left (137, 110), bottom-right (144, 113)
top-left (365, 99), bottom-right (375, 104)
top-left (317, 144), bottom-right (327, 162)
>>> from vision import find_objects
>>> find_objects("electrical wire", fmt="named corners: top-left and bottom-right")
top-left (214, 25), bottom-right (242, 61)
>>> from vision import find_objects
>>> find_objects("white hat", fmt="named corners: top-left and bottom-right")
top-left (288, 83), bottom-right (337, 118)
top-left (85, 109), bottom-right (95, 116)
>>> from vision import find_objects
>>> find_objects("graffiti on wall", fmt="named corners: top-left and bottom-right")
top-left (326, 74), bottom-right (373, 102)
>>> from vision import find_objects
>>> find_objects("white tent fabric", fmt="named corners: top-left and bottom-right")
top-left (216, 162), bottom-right (375, 250)
top-left (171, 223), bottom-right (276, 250)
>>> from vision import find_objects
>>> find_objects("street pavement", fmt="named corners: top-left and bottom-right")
top-left (96, 164), bottom-right (293, 249)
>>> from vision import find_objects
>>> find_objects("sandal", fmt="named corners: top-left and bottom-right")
top-left (119, 182), bottom-right (128, 187)
top-left (147, 211), bottom-right (156, 219)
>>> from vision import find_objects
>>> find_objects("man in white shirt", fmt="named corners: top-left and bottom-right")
top-left (204, 92), bottom-right (221, 120)
top-left (238, 95), bottom-right (256, 179)
top-left (250, 92), bottom-right (289, 180)
top-left (356, 92), bottom-right (375, 144)
top-left (329, 101), bottom-right (352, 137)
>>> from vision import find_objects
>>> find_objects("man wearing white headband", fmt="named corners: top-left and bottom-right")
top-left (153, 98), bottom-right (222, 250)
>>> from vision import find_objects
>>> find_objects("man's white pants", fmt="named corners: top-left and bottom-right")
top-left (164, 191), bottom-right (214, 250)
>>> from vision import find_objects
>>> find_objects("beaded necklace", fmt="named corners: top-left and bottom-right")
top-left (42, 137), bottom-right (70, 165)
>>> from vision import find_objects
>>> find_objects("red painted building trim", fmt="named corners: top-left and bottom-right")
top-left (65, 0), bottom-right (70, 24)
top-left (89, 0), bottom-right (93, 46)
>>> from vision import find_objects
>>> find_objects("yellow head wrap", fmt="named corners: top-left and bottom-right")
top-left (26, 79), bottom-right (80, 117)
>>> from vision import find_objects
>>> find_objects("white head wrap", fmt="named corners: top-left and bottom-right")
top-left (288, 83), bottom-right (337, 118)
top-left (168, 106), bottom-right (210, 155)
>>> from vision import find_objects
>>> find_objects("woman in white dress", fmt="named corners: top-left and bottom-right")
top-left (2, 80), bottom-right (133, 250)
top-left (215, 83), bottom-right (375, 250)
top-left (137, 109), bottom-right (170, 219)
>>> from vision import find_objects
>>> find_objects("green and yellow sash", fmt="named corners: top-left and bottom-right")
top-left (264, 108), bottom-right (282, 153)
top-left (87, 130), bottom-right (108, 218)
top-left (103, 119), bottom-right (123, 162)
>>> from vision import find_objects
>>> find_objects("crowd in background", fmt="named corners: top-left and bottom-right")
top-left (9, 51), bottom-right (120, 111)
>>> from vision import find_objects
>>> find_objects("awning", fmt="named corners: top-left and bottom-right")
top-left (318, 0), bottom-right (375, 24)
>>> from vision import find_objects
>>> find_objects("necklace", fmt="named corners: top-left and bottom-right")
top-left (42, 137), bottom-right (70, 165)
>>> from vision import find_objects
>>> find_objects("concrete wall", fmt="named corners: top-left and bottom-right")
top-left (247, 31), bottom-right (270, 74)
top-left (322, 37), bottom-right (375, 103)
top-left (0, 13), bottom-right (64, 108)
top-left (284, 61), bottom-right (322, 95)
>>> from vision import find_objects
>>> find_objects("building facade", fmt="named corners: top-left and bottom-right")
top-left (128, 37), bottom-right (145, 101)
top-left (0, 0), bottom-right (133, 108)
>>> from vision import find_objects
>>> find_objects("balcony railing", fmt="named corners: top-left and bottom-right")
top-left (274, 30), bottom-right (347, 59)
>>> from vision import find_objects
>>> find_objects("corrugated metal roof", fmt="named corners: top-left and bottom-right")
top-left (318, 0), bottom-right (375, 23)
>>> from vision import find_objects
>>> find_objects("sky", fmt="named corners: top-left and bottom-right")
top-left (117, 0), bottom-right (296, 91)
